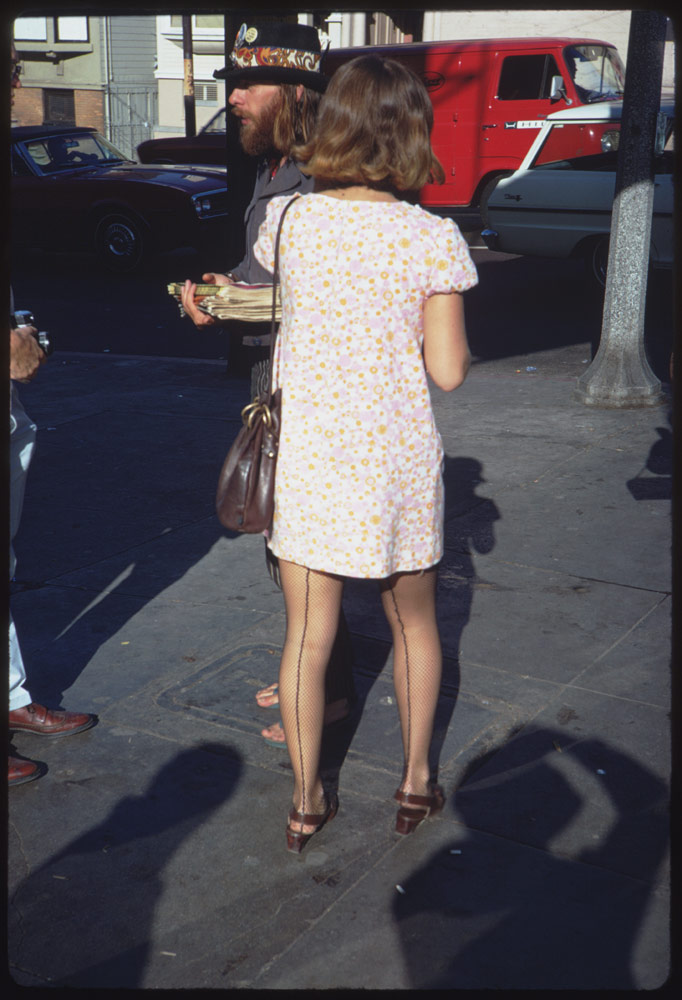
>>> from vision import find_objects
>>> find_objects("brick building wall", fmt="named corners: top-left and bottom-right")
top-left (12, 86), bottom-right (105, 131)
top-left (74, 90), bottom-right (105, 132)
top-left (11, 87), bottom-right (43, 126)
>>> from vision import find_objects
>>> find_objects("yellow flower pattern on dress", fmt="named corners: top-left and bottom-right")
top-left (254, 194), bottom-right (478, 578)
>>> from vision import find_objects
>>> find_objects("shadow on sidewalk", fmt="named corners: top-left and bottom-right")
top-left (10, 360), bottom-right (246, 711)
top-left (9, 742), bottom-right (243, 988)
top-left (626, 409), bottom-right (673, 502)
top-left (391, 728), bottom-right (669, 989)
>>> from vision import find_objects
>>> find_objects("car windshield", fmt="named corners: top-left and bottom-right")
top-left (201, 108), bottom-right (226, 134)
top-left (21, 132), bottom-right (131, 173)
top-left (563, 45), bottom-right (626, 102)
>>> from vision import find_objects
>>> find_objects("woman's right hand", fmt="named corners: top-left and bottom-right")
top-left (180, 273), bottom-right (233, 328)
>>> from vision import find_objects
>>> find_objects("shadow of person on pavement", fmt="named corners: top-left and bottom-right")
top-left (9, 358), bottom-right (253, 713)
top-left (8, 743), bottom-right (243, 989)
top-left (431, 456), bottom-right (501, 769)
top-left (391, 727), bottom-right (669, 989)
top-left (626, 412), bottom-right (673, 502)
top-left (320, 455), bottom-right (500, 800)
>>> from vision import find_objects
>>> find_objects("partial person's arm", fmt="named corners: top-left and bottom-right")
top-left (422, 292), bottom-right (471, 391)
top-left (10, 325), bottom-right (45, 382)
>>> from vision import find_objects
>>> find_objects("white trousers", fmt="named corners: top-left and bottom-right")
top-left (9, 383), bottom-right (36, 711)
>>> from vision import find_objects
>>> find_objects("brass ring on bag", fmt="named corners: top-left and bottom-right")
top-left (241, 401), bottom-right (259, 425)
top-left (242, 401), bottom-right (272, 430)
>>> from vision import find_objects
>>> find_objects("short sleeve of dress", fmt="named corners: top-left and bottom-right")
top-left (253, 196), bottom-right (288, 277)
top-left (426, 216), bottom-right (479, 296)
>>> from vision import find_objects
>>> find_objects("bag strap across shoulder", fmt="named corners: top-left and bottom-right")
top-left (268, 194), bottom-right (300, 394)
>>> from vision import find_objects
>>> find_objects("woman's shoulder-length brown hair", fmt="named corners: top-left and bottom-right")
top-left (293, 55), bottom-right (445, 194)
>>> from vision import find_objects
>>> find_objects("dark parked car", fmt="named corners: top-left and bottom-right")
top-left (136, 110), bottom-right (257, 263)
top-left (11, 124), bottom-right (229, 271)
top-left (136, 107), bottom-right (230, 166)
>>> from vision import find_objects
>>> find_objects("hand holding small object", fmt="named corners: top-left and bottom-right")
top-left (179, 278), bottom-right (222, 327)
top-left (10, 325), bottom-right (46, 382)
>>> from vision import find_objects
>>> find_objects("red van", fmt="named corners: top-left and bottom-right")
top-left (323, 37), bottom-right (626, 212)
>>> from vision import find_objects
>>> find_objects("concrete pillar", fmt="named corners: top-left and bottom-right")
top-left (422, 12), bottom-right (443, 42)
top-left (574, 11), bottom-right (668, 408)
top-left (341, 13), bottom-right (366, 48)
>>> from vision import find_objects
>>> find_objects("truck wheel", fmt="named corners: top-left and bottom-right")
top-left (94, 211), bottom-right (146, 272)
top-left (587, 236), bottom-right (609, 288)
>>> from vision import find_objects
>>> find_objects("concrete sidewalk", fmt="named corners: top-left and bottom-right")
top-left (7, 348), bottom-right (673, 989)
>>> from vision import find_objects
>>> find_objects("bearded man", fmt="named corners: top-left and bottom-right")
top-left (182, 22), bottom-right (356, 746)
top-left (181, 22), bottom-right (324, 311)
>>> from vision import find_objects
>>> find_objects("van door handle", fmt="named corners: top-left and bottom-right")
top-left (482, 124), bottom-right (497, 129)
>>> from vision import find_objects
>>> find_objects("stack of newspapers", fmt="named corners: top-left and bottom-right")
top-left (167, 282), bottom-right (280, 323)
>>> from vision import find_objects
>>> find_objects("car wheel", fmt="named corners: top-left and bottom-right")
top-left (587, 236), bottom-right (609, 288)
top-left (94, 211), bottom-right (146, 272)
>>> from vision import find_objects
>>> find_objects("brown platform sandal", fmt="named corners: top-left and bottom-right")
top-left (394, 784), bottom-right (445, 836)
top-left (286, 793), bottom-right (339, 853)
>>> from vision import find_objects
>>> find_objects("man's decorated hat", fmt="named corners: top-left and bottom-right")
top-left (214, 22), bottom-right (328, 92)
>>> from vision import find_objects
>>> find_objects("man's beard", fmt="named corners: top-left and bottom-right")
top-left (234, 92), bottom-right (282, 157)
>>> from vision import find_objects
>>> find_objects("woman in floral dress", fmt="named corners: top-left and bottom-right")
top-left (254, 55), bottom-right (478, 852)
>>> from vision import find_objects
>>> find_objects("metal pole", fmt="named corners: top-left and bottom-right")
top-left (102, 16), bottom-right (112, 144)
top-left (182, 15), bottom-right (196, 138)
top-left (574, 11), bottom-right (668, 408)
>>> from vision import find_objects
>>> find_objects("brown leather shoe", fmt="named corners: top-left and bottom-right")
top-left (8, 755), bottom-right (44, 786)
top-left (9, 703), bottom-right (97, 738)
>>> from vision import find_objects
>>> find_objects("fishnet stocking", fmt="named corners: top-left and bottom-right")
top-left (278, 560), bottom-right (344, 828)
top-left (380, 567), bottom-right (442, 797)
top-left (278, 560), bottom-right (442, 829)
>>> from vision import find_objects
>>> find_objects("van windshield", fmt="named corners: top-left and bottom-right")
top-left (563, 45), bottom-right (626, 102)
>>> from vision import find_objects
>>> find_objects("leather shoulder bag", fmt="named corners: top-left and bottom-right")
top-left (215, 195), bottom-right (297, 533)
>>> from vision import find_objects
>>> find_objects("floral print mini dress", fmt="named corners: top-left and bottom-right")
top-left (254, 193), bottom-right (478, 579)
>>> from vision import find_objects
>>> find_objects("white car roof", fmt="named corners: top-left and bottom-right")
top-left (546, 101), bottom-right (624, 123)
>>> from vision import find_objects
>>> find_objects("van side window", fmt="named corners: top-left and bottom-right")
top-left (497, 54), bottom-right (561, 100)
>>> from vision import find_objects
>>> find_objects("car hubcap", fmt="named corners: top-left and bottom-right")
top-left (105, 221), bottom-right (137, 258)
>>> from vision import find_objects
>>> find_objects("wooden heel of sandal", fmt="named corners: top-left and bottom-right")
top-left (286, 794), bottom-right (338, 853)
top-left (394, 784), bottom-right (444, 836)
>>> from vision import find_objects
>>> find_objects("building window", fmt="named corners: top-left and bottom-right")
top-left (195, 81), bottom-right (219, 105)
top-left (170, 15), bottom-right (224, 29)
top-left (55, 17), bottom-right (89, 42)
top-left (13, 17), bottom-right (48, 40)
top-left (44, 89), bottom-right (76, 126)
top-left (14, 15), bottom-right (89, 43)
